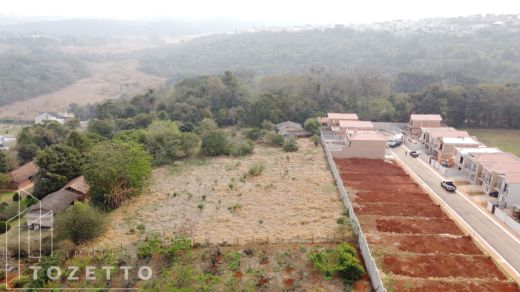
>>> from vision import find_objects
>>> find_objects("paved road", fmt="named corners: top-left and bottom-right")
top-left (392, 146), bottom-right (520, 279)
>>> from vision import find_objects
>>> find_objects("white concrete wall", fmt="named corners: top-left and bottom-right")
top-left (330, 140), bottom-right (386, 160)
top-left (494, 208), bottom-right (520, 235)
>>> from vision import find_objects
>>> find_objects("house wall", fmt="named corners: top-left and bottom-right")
top-left (499, 184), bottom-right (520, 207)
top-left (494, 207), bottom-right (520, 235)
top-left (409, 120), bottom-right (441, 137)
top-left (330, 140), bottom-right (386, 160)
top-left (27, 211), bottom-right (53, 228)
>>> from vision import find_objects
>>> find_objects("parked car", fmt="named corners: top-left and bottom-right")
top-left (441, 181), bottom-right (457, 192)
top-left (409, 151), bottom-right (419, 158)
top-left (489, 191), bottom-right (499, 198)
top-left (387, 140), bottom-right (402, 148)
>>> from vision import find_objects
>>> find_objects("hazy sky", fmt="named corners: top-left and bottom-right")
top-left (3, 0), bottom-right (520, 24)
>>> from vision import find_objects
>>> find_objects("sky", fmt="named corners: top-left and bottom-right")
top-left (2, 0), bottom-right (520, 24)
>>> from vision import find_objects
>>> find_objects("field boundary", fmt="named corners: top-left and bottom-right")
top-left (320, 130), bottom-right (387, 292)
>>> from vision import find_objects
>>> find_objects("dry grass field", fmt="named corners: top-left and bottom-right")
top-left (93, 138), bottom-right (348, 249)
top-left (0, 60), bottom-right (165, 120)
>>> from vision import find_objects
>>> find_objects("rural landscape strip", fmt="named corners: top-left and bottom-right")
top-left (334, 158), bottom-right (519, 291)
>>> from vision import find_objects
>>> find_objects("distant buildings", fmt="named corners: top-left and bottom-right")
top-left (34, 112), bottom-right (75, 124)
top-left (276, 121), bottom-right (311, 138)
top-left (7, 161), bottom-right (38, 190)
top-left (407, 114), bottom-right (443, 138)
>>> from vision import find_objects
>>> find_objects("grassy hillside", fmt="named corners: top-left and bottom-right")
top-left (0, 53), bottom-right (89, 106)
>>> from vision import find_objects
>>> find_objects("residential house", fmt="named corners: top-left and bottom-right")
top-left (419, 127), bottom-right (456, 143)
top-left (27, 176), bottom-right (90, 229)
top-left (497, 172), bottom-right (520, 207)
top-left (276, 121), bottom-right (311, 138)
top-left (7, 161), bottom-right (39, 190)
top-left (479, 162), bottom-right (520, 196)
top-left (329, 131), bottom-right (387, 160)
top-left (407, 114), bottom-right (443, 138)
top-left (34, 112), bottom-right (75, 125)
top-left (337, 120), bottom-right (374, 139)
top-left (319, 117), bottom-right (329, 126)
top-left (462, 153), bottom-right (520, 185)
top-left (435, 137), bottom-right (481, 162)
top-left (455, 147), bottom-right (501, 172)
top-left (327, 113), bottom-right (359, 132)
top-left (424, 130), bottom-right (470, 155)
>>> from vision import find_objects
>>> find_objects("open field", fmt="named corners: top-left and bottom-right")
top-left (94, 139), bottom-right (348, 248)
top-left (0, 60), bottom-right (165, 120)
top-left (463, 128), bottom-right (520, 157)
top-left (334, 158), bottom-right (519, 291)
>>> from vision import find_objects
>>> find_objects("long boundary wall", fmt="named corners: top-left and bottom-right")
top-left (321, 130), bottom-right (387, 292)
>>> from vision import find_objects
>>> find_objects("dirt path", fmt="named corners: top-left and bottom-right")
top-left (0, 60), bottom-right (165, 120)
top-left (93, 139), bottom-right (347, 249)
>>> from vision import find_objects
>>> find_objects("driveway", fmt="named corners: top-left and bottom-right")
top-left (392, 146), bottom-right (520, 281)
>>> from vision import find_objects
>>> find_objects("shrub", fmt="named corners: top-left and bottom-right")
top-left (162, 236), bottom-right (192, 258)
top-left (248, 163), bottom-right (265, 177)
top-left (311, 134), bottom-right (321, 146)
top-left (264, 132), bottom-right (284, 147)
top-left (261, 120), bottom-right (276, 131)
top-left (308, 243), bottom-right (365, 284)
top-left (25, 196), bottom-right (37, 207)
top-left (137, 233), bottom-right (162, 258)
top-left (0, 221), bottom-right (10, 234)
top-left (282, 137), bottom-right (299, 152)
top-left (12, 193), bottom-right (20, 201)
top-left (304, 118), bottom-right (321, 135)
top-left (0, 283), bottom-right (6, 291)
top-left (230, 139), bottom-right (254, 156)
top-left (55, 202), bottom-right (105, 244)
top-left (201, 130), bottom-right (230, 156)
top-left (11, 276), bottom-right (30, 288)
top-left (245, 128), bottom-right (264, 141)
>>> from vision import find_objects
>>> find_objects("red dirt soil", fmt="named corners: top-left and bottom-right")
top-left (366, 234), bottom-right (482, 255)
top-left (383, 254), bottom-right (507, 280)
top-left (333, 158), bottom-right (519, 291)
top-left (392, 279), bottom-right (519, 292)
top-left (354, 202), bottom-right (444, 217)
top-left (353, 191), bottom-right (432, 204)
top-left (375, 217), bottom-right (463, 235)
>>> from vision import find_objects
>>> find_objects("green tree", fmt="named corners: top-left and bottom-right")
top-left (304, 118), bottom-right (321, 135)
top-left (55, 202), bottom-right (105, 244)
top-left (87, 119), bottom-right (115, 139)
top-left (283, 137), bottom-right (299, 152)
top-left (83, 141), bottom-right (152, 209)
top-left (144, 120), bottom-right (185, 165)
top-left (0, 151), bottom-right (8, 173)
top-left (308, 243), bottom-right (364, 284)
top-left (201, 130), bottom-right (230, 156)
top-left (34, 144), bottom-right (83, 199)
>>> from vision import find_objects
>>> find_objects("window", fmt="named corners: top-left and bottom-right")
top-left (503, 183), bottom-right (508, 192)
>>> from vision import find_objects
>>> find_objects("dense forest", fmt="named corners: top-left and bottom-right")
top-left (138, 24), bottom-right (520, 83)
top-left (0, 53), bottom-right (89, 106)
top-left (71, 71), bottom-right (520, 129)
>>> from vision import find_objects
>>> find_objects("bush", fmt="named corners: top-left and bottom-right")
top-left (0, 221), bottom-right (10, 234)
top-left (308, 243), bottom-right (365, 284)
top-left (11, 276), bottom-right (30, 288)
top-left (304, 118), bottom-right (321, 135)
top-left (282, 137), bottom-right (299, 152)
top-left (0, 283), bottom-right (6, 291)
top-left (12, 193), bottom-right (20, 201)
top-left (264, 132), bottom-right (284, 147)
top-left (248, 163), bottom-right (265, 176)
top-left (25, 196), bottom-right (37, 207)
top-left (245, 128), bottom-right (264, 141)
top-left (230, 139), bottom-right (254, 156)
top-left (201, 130), bottom-right (230, 156)
top-left (311, 134), bottom-right (321, 146)
top-left (261, 120), bottom-right (276, 131)
top-left (55, 202), bottom-right (105, 244)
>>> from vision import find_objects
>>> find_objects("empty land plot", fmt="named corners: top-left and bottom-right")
top-left (334, 158), bottom-right (519, 291)
top-left (94, 139), bottom-right (347, 249)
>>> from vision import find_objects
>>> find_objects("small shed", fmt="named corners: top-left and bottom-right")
top-left (276, 121), bottom-right (311, 138)
top-left (26, 176), bottom-right (90, 229)
top-left (7, 161), bottom-right (39, 190)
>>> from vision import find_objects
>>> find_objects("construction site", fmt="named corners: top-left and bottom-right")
top-left (334, 158), bottom-right (519, 291)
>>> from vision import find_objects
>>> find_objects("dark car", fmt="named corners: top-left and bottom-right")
top-left (441, 181), bottom-right (457, 192)
top-left (489, 191), bottom-right (499, 198)
top-left (409, 151), bottom-right (419, 158)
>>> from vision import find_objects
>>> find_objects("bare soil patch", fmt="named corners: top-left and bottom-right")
top-left (366, 234), bottom-right (482, 255)
top-left (383, 254), bottom-right (507, 280)
top-left (94, 139), bottom-right (348, 249)
top-left (374, 217), bottom-right (464, 235)
top-left (354, 202), bottom-right (444, 218)
top-left (353, 191), bottom-right (432, 204)
top-left (392, 278), bottom-right (520, 292)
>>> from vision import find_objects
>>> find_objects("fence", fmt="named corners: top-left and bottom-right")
top-left (494, 207), bottom-right (520, 235)
top-left (320, 130), bottom-right (387, 292)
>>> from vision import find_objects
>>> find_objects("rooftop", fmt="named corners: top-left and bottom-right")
top-left (473, 152), bottom-right (520, 163)
top-left (503, 172), bottom-right (520, 184)
top-left (440, 137), bottom-right (480, 145)
top-left (431, 130), bottom-right (470, 139)
top-left (339, 120), bottom-right (374, 129)
top-left (490, 162), bottom-right (520, 173)
top-left (9, 161), bottom-right (39, 184)
top-left (327, 113), bottom-right (359, 120)
top-left (421, 127), bottom-right (456, 132)
top-left (456, 147), bottom-right (502, 155)
top-left (410, 114), bottom-right (443, 121)
top-left (346, 131), bottom-right (387, 142)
